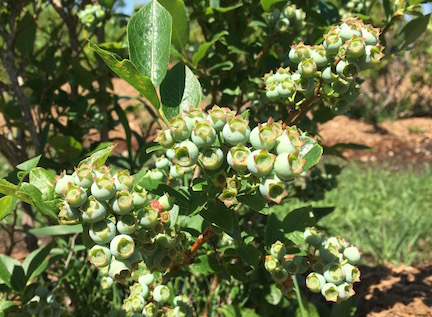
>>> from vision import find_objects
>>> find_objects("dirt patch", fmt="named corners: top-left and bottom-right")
top-left (319, 115), bottom-right (432, 169)
top-left (355, 264), bottom-right (432, 317)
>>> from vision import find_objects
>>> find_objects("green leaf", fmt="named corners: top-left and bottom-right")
top-left (49, 135), bottom-right (83, 162)
top-left (201, 205), bottom-right (234, 233)
top-left (282, 206), bottom-right (316, 233)
top-left (78, 144), bottom-right (115, 168)
top-left (89, 42), bottom-right (160, 111)
top-left (264, 284), bottom-right (283, 305)
top-left (299, 136), bottom-right (323, 171)
top-left (22, 243), bottom-right (53, 282)
top-left (160, 62), bottom-right (202, 119)
top-left (29, 168), bottom-right (57, 206)
top-left (158, 0), bottom-right (189, 53)
top-left (265, 213), bottom-right (285, 246)
top-left (114, 102), bottom-right (132, 156)
top-left (0, 179), bottom-right (19, 197)
top-left (396, 14), bottom-right (430, 50)
top-left (226, 263), bottom-right (248, 282)
top-left (296, 301), bottom-right (320, 317)
top-left (318, 0), bottom-right (340, 25)
top-left (16, 155), bottom-right (41, 172)
top-left (19, 183), bottom-right (58, 221)
top-left (0, 301), bottom-right (17, 313)
top-left (0, 256), bottom-right (12, 287)
top-left (10, 265), bottom-right (26, 292)
top-left (29, 224), bottom-right (82, 236)
top-left (190, 254), bottom-right (222, 274)
top-left (260, 0), bottom-right (284, 11)
top-left (15, 12), bottom-right (36, 57)
top-left (128, 0), bottom-right (172, 87)
top-left (192, 31), bottom-right (228, 67)
top-left (238, 192), bottom-right (267, 212)
top-left (21, 283), bottom-right (40, 305)
top-left (330, 296), bottom-right (357, 317)
top-left (217, 305), bottom-right (260, 317)
top-left (237, 245), bottom-right (261, 268)
top-left (0, 196), bottom-right (17, 221)
top-left (27, 254), bottom-right (62, 284)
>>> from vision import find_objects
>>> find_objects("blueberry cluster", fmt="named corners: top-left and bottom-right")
top-left (120, 269), bottom-right (192, 317)
top-left (24, 286), bottom-right (66, 316)
top-left (304, 227), bottom-right (361, 302)
top-left (264, 18), bottom-right (384, 114)
top-left (264, 228), bottom-right (361, 302)
top-left (55, 165), bottom-right (184, 283)
top-left (155, 105), bottom-right (309, 206)
top-left (77, 4), bottom-right (105, 30)
top-left (268, 4), bottom-right (305, 32)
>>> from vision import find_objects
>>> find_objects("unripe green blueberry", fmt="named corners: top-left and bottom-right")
top-left (322, 67), bottom-right (337, 83)
top-left (298, 58), bottom-right (317, 78)
top-left (139, 273), bottom-right (155, 287)
top-left (26, 299), bottom-right (40, 314)
top-left (270, 240), bottom-right (286, 259)
top-left (100, 276), bottom-right (113, 290)
top-left (222, 116), bottom-right (251, 146)
top-left (81, 196), bottom-right (106, 223)
top-left (274, 153), bottom-right (305, 180)
top-left (55, 171), bottom-right (75, 196)
top-left (259, 174), bottom-right (287, 204)
top-left (132, 186), bottom-right (149, 208)
top-left (361, 44), bottom-right (385, 68)
top-left (155, 129), bottom-right (175, 148)
top-left (108, 259), bottom-right (132, 282)
top-left (271, 266), bottom-right (289, 283)
top-left (274, 126), bottom-right (302, 155)
top-left (331, 77), bottom-right (350, 94)
top-left (152, 249), bottom-right (173, 271)
top-left (310, 45), bottom-right (328, 68)
top-left (131, 282), bottom-right (150, 299)
top-left (58, 201), bottom-right (81, 220)
top-left (89, 219), bottom-right (116, 245)
top-left (199, 147), bottom-right (224, 170)
top-left (117, 214), bottom-right (137, 234)
top-left (303, 227), bottom-right (323, 246)
top-left (89, 245), bottom-right (112, 268)
top-left (306, 272), bottom-right (326, 293)
top-left (342, 263), bottom-right (361, 283)
top-left (276, 17), bottom-right (290, 32)
top-left (147, 169), bottom-right (165, 182)
top-left (340, 21), bottom-right (362, 42)
top-left (277, 78), bottom-right (296, 98)
top-left (130, 294), bottom-right (146, 312)
top-left (361, 24), bottom-right (380, 45)
top-left (172, 305), bottom-right (190, 317)
top-left (183, 106), bottom-right (206, 131)
top-left (336, 60), bottom-right (359, 79)
top-left (155, 157), bottom-right (170, 169)
top-left (337, 282), bottom-right (355, 300)
top-left (139, 242), bottom-right (158, 257)
top-left (217, 188), bottom-right (238, 208)
top-left (346, 35), bottom-right (366, 59)
top-left (112, 189), bottom-right (134, 215)
top-left (170, 114), bottom-right (191, 142)
top-left (143, 302), bottom-right (157, 317)
top-left (206, 105), bottom-right (235, 132)
top-left (273, 67), bottom-right (291, 82)
top-left (227, 143), bottom-right (250, 172)
top-left (266, 82), bottom-right (279, 102)
top-left (92, 165), bottom-right (111, 178)
top-left (169, 164), bottom-right (185, 179)
top-left (110, 234), bottom-right (135, 260)
top-left (114, 170), bottom-right (134, 191)
top-left (293, 256), bottom-right (309, 274)
top-left (191, 120), bottom-right (216, 148)
top-left (288, 42), bottom-right (310, 64)
top-left (156, 232), bottom-right (178, 249)
top-left (283, 4), bottom-right (295, 19)
top-left (343, 246), bottom-right (361, 264)
top-left (323, 262), bottom-right (345, 285)
top-left (137, 205), bottom-right (159, 229)
top-left (321, 282), bottom-right (339, 302)
top-left (173, 140), bottom-right (199, 167)
top-left (250, 122), bottom-right (278, 151)
top-left (63, 184), bottom-right (87, 208)
top-left (153, 285), bottom-right (171, 304)
top-left (319, 242), bottom-right (339, 263)
top-left (247, 149), bottom-right (275, 177)
top-left (158, 193), bottom-right (174, 211)
top-left (323, 28), bottom-right (343, 55)
top-left (326, 237), bottom-right (343, 251)
top-left (91, 174), bottom-right (116, 201)
top-left (264, 255), bottom-right (279, 272)
top-left (74, 164), bottom-right (93, 189)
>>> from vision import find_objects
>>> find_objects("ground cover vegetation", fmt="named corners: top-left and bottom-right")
top-left (0, 0), bottom-right (430, 316)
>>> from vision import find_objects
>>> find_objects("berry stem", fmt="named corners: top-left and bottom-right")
top-left (292, 274), bottom-right (307, 317)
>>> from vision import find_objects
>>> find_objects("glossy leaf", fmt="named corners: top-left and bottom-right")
top-left (201, 205), bottom-right (234, 233)
top-left (192, 31), bottom-right (228, 67)
top-left (16, 155), bottom-right (41, 172)
top-left (22, 243), bottom-right (53, 281)
top-left (158, 0), bottom-right (189, 52)
top-left (20, 183), bottom-right (58, 221)
top-left (0, 196), bottom-right (17, 221)
top-left (29, 224), bottom-right (83, 236)
top-left (260, 0), bottom-right (284, 11)
top-left (226, 263), bottom-right (247, 281)
top-left (128, 0), bottom-right (172, 87)
top-left (299, 136), bottom-right (323, 171)
top-left (190, 254), bottom-right (222, 274)
top-left (29, 168), bottom-right (57, 207)
top-left (396, 14), bottom-right (430, 50)
top-left (78, 144), bottom-right (115, 168)
top-left (160, 62), bottom-right (202, 119)
top-left (0, 301), bottom-right (17, 314)
top-left (89, 42), bottom-right (160, 111)
top-left (10, 265), bottom-right (26, 292)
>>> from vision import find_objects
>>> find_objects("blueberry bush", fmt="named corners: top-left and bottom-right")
top-left (0, 0), bottom-right (430, 316)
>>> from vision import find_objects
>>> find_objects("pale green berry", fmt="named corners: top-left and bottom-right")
top-left (58, 201), bottom-right (81, 220)
top-left (191, 121), bottom-right (216, 148)
top-left (207, 105), bottom-right (236, 132)
top-left (55, 171), bottom-right (74, 196)
top-left (337, 282), bottom-right (355, 300)
top-left (132, 186), bottom-right (149, 208)
top-left (274, 153), bottom-right (305, 180)
top-left (117, 214), bottom-right (137, 234)
top-left (322, 67), bottom-right (337, 83)
top-left (63, 184), bottom-right (87, 208)
top-left (342, 263), bottom-right (361, 283)
top-left (137, 205), bottom-right (159, 229)
top-left (108, 259), bottom-right (132, 282)
top-left (112, 189), bottom-right (134, 215)
top-left (173, 140), bottom-right (199, 167)
top-left (89, 245), bottom-right (112, 268)
top-left (170, 114), bottom-right (191, 142)
top-left (100, 276), bottom-right (113, 290)
top-left (227, 143), bottom-right (250, 172)
top-left (249, 123), bottom-right (278, 151)
top-left (114, 170), bottom-right (134, 191)
top-left (259, 174), bottom-right (287, 204)
top-left (199, 147), bottom-right (224, 170)
top-left (138, 273), bottom-right (155, 287)
top-left (343, 246), bottom-right (361, 264)
top-left (264, 255), bottom-right (279, 272)
top-left (271, 266), bottom-right (289, 283)
top-left (89, 219), bottom-right (116, 245)
top-left (310, 45), bottom-right (328, 68)
top-left (323, 262), bottom-right (345, 285)
top-left (91, 174), bottom-right (116, 201)
top-left (158, 193), bottom-right (174, 210)
top-left (303, 227), bottom-right (322, 246)
top-left (321, 282), bottom-right (339, 302)
top-left (222, 116), bottom-right (251, 146)
top-left (298, 58), bottom-right (317, 78)
top-left (274, 127), bottom-right (302, 155)
top-left (323, 28), bottom-right (343, 55)
top-left (155, 129), bottom-right (175, 148)
top-left (74, 164), bottom-right (93, 189)
top-left (306, 272), bottom-right (326, 293)
top-left (139, 242), bottom-right (158, 257)
top-left (110, 234), bottom-right (135, 260)
top-left (155, 157), bottom-right (170, 169)
top-left (183, 106), bottom-right (206, 131)
top-left (130, 294), bottom-right (146, 312)
top-left (361, 24), bottom-right (380, 45)
top-left (247, 149), bottom-right (275, 177)
top-left (288, 42), bottom-right (310, 64)
top-left (153, 285), bottom-right (171, 304)
top-left (81, 196), bottom-right (107, 223)
top-left (270, 240), bottom-right (286, 259)
top-left (217, 188), bottom-right (238, 208)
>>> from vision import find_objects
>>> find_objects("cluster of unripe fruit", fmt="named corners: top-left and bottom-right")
top-left (267, 3), bottom-right (306, 32)
top-left (117, 267), bottom-right (192, 317)
top-left (24, 286), bottom-right (66, 317)
top-left (77, 4), bottom-right (105, 30)
top-left (264, 17), bottom-right (384, 114)
top-left (264, 227), bottom-right (361, 302)
top-left (155, 105), bottom-right (308, 206)
top-left (55, 164), bottom-right (184, 283)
